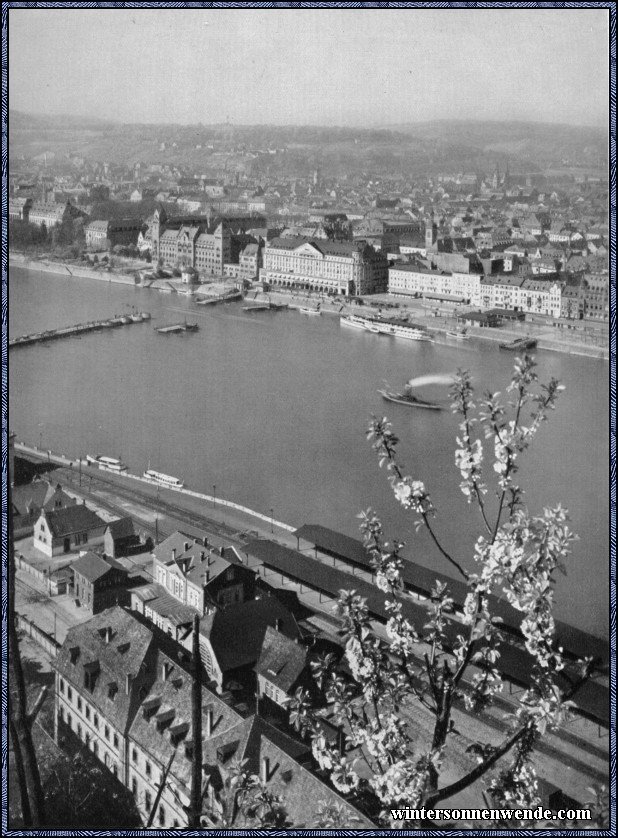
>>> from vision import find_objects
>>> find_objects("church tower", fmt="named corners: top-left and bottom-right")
top-left (425, 211), bottom-right (438, 252)
top-left (151, 206), bottom-right (168, 263)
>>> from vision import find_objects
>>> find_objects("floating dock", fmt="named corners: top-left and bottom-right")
top-left (9, 313), bottom-right (151, 349)
top-left (155, 322), bottom-right (199, 334)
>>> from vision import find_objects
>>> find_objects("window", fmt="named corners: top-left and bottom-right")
top-left (104, 725), bottom-right (110, 740)
top-left (85, 706), bottom-right (90, 720)
top-left (113, 733), bottom-right (119, 749)
top-left (145, 761), bottom-right (151, 778)
top-left (158, 806), bottom-right (166, 827)
top-left (93, 742), bottom-right (98, 757)
top-left (132, 748), bottom-right (138, 764)
top-left (132, 777), bottom-right (138, 797)
top-left (77, 723), bottom-right (82, 738)
top-left (94, 713), bottom-right (98, 729)
top-left (59, 678), bottom-right (64, 693)
top-left (145, 792), bottom-right (152, 812)
top-left (67, 686), bottom-right (72, 701)
top-left (77, 697), bottom-right (82, 712)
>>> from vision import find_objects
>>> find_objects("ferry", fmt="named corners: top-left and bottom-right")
top-left (143, 469), bottom-right (184, 490)
top-left (382, 320), bottom-right (433, 342)
top-left (86, 454), bottom-right (128, 473)
top-left (341, 314), bottom-right (370, 330)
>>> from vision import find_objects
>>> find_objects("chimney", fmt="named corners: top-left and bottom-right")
top-left (204, 570), bottom-right (210, 584)
top-left (105, 626), bottom-right (112, 644)
top-left (205, 708), bottom-right (213, 737)
top-left (207, 554), bottom-right (213, 566)
top-left (184, 542), bottom-right (190, 552)
top-left (126, 673), bottom-right (133, 695)
top-left (274, 618), bottom-right (282, 632)
top-left (172, 548), bottom-right (177, 560)
top-left (200, 551), bottom-right (206, 563)
top-left (261, 756), bottom-right (270, 784)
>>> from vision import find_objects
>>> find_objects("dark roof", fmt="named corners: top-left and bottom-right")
top-left (71, 552), bottom-right (126, 583)
top-left (106, 517), bottom-right (135, 539)
top-left (242, 540), bottom-right (608, 726)
top-left (42, 504), bottom-right (106, 538)
top-left (201, 597), bottom-right (300, 672)
top-left (255, 626), bottom-right (309, 692)
top-left (295, 524), bottom-right (373, 569)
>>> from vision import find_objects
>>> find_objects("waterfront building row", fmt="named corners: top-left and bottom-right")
top-left (388, 263), bottom-right (565, 318)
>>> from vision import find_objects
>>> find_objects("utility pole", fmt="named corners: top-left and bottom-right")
top-left (188, 615), bottom-right (203, 829)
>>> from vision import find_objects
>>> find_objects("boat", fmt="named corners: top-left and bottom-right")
top-left (143, 468), bottom-right (184, 490)
top-left (378, 389), bottom-right (443, 410)
top-left (341, 314), bottom-right (370, 330)
top-left (499, 337), bottom-right (538, 351)
top-left (299, 307), bottom-right (321, 316)
top-left (184, 322), bottom-right (199, 332)
top-left (378, 319), bottom-right (433, 342)
top-left (86, 454), bottom-right (128, 472)
top-left (446, 328), bottom-right (470, 340)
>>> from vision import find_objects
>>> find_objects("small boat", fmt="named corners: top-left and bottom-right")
top-left (446, 328), bottom-right (470, 340)
top-left (184, 322), bottom-right (199, 332)
top-left (378, 389), bottom-right (443, 410)
top-left (299, 307), bottom-right (321, 316)
top-left (86, 454), bottom-right (128, 472)
top-left (499, 337), bottom-right (537, 351)
top-left (143, 468), bottom-right (184, 489)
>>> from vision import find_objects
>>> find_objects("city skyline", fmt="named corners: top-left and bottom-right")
top-left (8, 7), bottom-right (610, 129)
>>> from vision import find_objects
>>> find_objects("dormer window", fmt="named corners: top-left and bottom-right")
top-left (108, 682), bottom-right (118, 701)
top-left (83, 661), bottom-right (100, 692)
top-left (69, 646), bottom-right (80, 665)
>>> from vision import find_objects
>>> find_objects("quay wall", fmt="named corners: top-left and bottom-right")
top-left (9, 254), bottom-right (138, 287)
top-left (14, 442), bottom-right (296, 534)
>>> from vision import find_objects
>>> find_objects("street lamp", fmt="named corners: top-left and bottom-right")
top-left (270, 508), bottom-right (274, 534)
top-left (212, 485), bottom-right (216, 509)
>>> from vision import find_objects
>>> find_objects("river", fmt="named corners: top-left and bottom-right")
top-left (8, 266), bottom-right (609, 638)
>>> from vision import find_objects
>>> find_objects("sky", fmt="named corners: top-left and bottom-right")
top-left (8, 6), bottom-right (610, 128)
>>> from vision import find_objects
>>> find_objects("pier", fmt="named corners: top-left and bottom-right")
top-left (9, 312), bottom-right (151, 349)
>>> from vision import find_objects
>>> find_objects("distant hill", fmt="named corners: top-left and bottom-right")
top-left (8, 111), bottom-right (606, 178)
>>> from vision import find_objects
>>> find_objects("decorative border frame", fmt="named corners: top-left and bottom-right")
top-left (0, 2), bottom-right (615, 836)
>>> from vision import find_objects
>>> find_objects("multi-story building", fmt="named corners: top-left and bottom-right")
top-left (8, 197), bottom-right (32, 222)
top-left (34, 504), bottom-right (107, 557)
top-left (388, 262), bottom-right (482, 303)
top-left (581, 272), bottom-right (609, 321)
top-left (477, 276), bottom-right (562, 317)
top-left (85, 219), bottom-right (144, 252)
top-left (55, 607), bottom-right (372, 828)
top-left (262, 237), bottom-right (388, 296)
top-left (28, 200), bottom-right (86, 229)
top-left (151, 532), bottom-right (256, 615)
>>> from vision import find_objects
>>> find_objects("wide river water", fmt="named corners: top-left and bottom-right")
top-left (8, 266), bottom-right (610, 638)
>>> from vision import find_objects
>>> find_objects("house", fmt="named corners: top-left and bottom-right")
top-left (255, 626), bottom-right (311, 709)
top-left (104, 517), bottom-right (141, 559)
top-left (12, 479), bottom-right (76, 538)
top-left (71, 552), bottom-right (130, 614)
top-left (152, 532), bottom-right (256, 614)
top-left (8, 196), bottom-right (32, 222)
top-left (55, 607), bottom-right (372, 828)
top-left (28, 200), bottom-right (87, 229)
top-left (191, 596), bottom-right (302, 692)
top-left (34, 503), bottom-right (107, 557)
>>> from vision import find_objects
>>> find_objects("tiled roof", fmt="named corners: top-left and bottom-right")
top-left (294, 524), bottom-right (369, 568)
top-left (106, 516), bottom-right (135, 539)
top-left (201, 597), bottom-right (300, 672)
top-left (255, 626), bottom-right (308, 692)
top-left (71, 551), bottom-right (125, 583)
top-left (42, 504), bottom-right (106, 538)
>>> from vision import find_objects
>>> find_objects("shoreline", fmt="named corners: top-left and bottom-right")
top-left (9, 253), bottom-right (609, 360)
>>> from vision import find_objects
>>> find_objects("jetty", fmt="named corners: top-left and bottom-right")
top-left (9, 313), bottom-right (151, 349)
top-left (195, 290), bottom-right (242, 305)
top-left (155, 321), bottom-right (199, 334)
